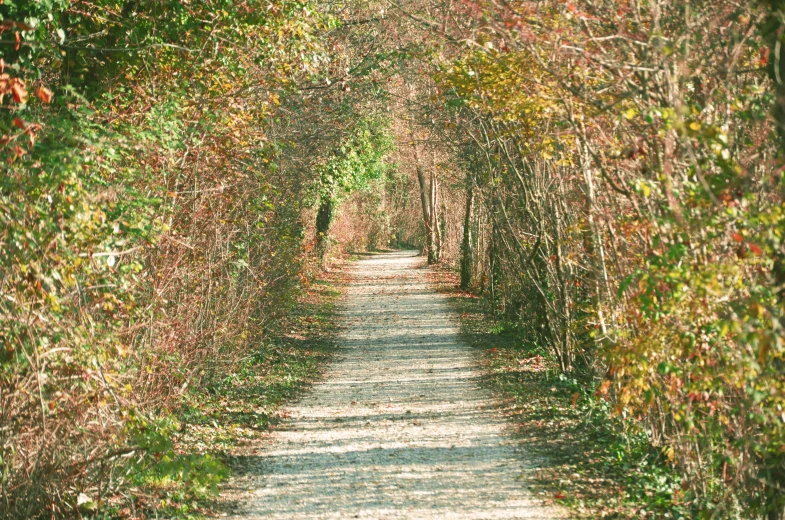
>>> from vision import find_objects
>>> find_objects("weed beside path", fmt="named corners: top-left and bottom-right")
top-left (153, 268), bottom-right (347, 518)
top-left (428, 267), bottom-right (688, 520)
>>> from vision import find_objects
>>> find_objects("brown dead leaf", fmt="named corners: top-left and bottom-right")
top-left (595, 379), bottom-right (611, 398)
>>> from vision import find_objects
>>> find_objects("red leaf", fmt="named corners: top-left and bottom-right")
top-left (731, 232), bottom-right (743, 243)
top-left (34, 86), bottom-right (53, 103)
top-left (761, 47), bottom-right (770, 67)
top-left (12, 117), bottom-right (25, 129)
top-left (749, 244), bottom-right (763, 256)
top-left (10, 79), bottom-right (27, 103)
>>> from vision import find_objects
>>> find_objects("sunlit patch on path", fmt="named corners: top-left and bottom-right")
top-left (228, 251), bottom-right (566, 519)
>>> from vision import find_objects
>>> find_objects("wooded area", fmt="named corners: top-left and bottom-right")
top-left (2, 0), bottom-right (785, 518)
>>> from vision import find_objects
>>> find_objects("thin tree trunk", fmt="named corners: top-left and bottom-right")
top-left (580, 143), bottom-right (610, 371)
top-left (461, 183), bottom-right (475, 290)
top-left (316, 196), bottom-right (333, 258)
top-left (411, 138), bottom-right (436, 263)
top-left (760, 11), bottom-right (785, 517)
top-left (430, 173), bottom-right (440, 263)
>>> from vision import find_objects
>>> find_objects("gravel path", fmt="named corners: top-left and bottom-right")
top-left (229, 251), bottom-right (566, 519)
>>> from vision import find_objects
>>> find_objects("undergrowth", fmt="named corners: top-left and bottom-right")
top-left (115, 272), bottom-right (345, 518)
top-left (429, 267), bottom-right (688, 519)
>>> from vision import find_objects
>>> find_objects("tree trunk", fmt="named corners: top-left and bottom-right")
top-left (580, 144), bottom-right (610, 372)
top-left (411, 138), bottom-right (438, 263)
top-left (763, 10), bottom-right (785, 306)
top-left (415, 164), bottom-right (435, 262)
top-left (59, 12), bottom-right (74, 87)
top-left (460, 183), bottom-right (475, 290)
top-left (489, 219), bottom-right (499, 313)
top-left (316, 196), bottom-right (333, 258)
top-left (439, 205), bottom-right (447, 262)
top-left (429, 173), bottom-right (440, 263)
top-left (760, 10), bottom-right (785, 518)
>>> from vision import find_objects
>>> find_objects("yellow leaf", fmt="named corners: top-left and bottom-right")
top-left (663, 446), bottom-right (675, 462)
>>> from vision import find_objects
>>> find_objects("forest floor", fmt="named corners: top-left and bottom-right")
top-left (217, 250), bottom-right (566, 519)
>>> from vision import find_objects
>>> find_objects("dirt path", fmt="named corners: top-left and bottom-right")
top-left (228, 251), bottom-right (566, 519)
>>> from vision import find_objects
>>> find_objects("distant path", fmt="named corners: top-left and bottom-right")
top-left (230, 251), bottom-right (566, 519)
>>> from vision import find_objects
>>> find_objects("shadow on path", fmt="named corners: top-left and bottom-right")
top-left (224, 251), bottom-right (567, 519)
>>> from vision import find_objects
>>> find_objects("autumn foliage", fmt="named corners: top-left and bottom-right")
top-left (3, 0), bottom-right (785, 518)
top-left (399, 0), bottom-right (785, 516)
top-left (0, 0), bottom-right (395, 516)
